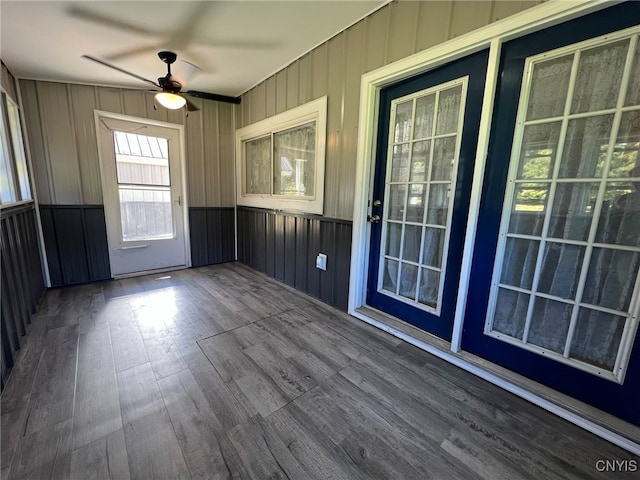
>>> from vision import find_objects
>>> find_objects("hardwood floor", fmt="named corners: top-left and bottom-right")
top-left (1, 262), bottom-right (638, 479)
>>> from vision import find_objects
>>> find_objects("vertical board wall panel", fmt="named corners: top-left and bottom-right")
top-left (83, 207), bottom-right (111, 281)
top-left (325, 32), bottom-right (346, 219)
top-left (266, 76), bottom-right (277, 118)
top-left (298, 54), bottom-right (312, 105)
top-left (97, 87), bottom-right (124, 114)
top-left (311, 43), bottom-right (329, 103)
top-left (36, 82), bottom-right (81, 204)
top-left (364, 4), bottom-right (390, 73)
top-left (286, 61), bottom-right (300, 110)
top-left (340, 21), bottom-right (367, 220)
top-left (386, 0), bottom-right (421, 63)
top-left (218, 103), bottom-right (235, 207)
top-left (189, 209), bottom-right (208, 267)
top-left (415, 1), bottom-right (453, 51)
top-left (52, 208), bottom-right (90, 284)
top-left (254, 82), bottom-right (267, 123)
top-left (203, 102), bottom-right (221, 207)
top-left (185, 97), bottom-right (206, 207)
top-left (69, 84), bottom-right (103, 204)
top-left (1, 205), bottom-right (46, 389)
top-left (20, 80), bottom-right (52, 204)
top-left (275, 71), bottom-right (287, 114)
top-left (122, 90), bottom-right (148, 118)
top-left (237, 208), bottom-right (351, 311)
top-left (450, 1), bottom-right (494, 38)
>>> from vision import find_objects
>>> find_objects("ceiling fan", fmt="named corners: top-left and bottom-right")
top-left (83, 51), bottom-right (240, 111)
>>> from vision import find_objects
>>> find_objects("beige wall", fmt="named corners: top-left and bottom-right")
top-left (19, 80), bottom-right (235, 207)
top-left (237, 0), bottom-right (542, 220)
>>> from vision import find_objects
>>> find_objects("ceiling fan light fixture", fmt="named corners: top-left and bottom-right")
top-left (155, 92), bottom-right (186, 110)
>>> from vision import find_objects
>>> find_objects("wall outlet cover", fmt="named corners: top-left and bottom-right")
top-left (316, 253), bottom-right (327, 271)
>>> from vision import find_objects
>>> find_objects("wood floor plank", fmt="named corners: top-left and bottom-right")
top-left (116, 363), bottom-right (164, 424)
top-left (108, 302), bottom-right (149, 373)
top-left (23, 325), bottom-right (78, 436)
top-left (72, 325), bottom-right (122, 449)
top-left (69, 429), bottom-right (131, 480)
top-left (227, 417), bottom-right (303, 480)
top-left (158, 369), bottom-right (239, 480)
top-left (180, 348), bottom-right (250, 432)
top-left (117, 364), bottom-right (190, 480)
top-left (7, 418), bottom-right (72, 480)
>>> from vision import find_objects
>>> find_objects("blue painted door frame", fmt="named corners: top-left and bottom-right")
top-left (367, 50), bottom-right (488, 341)
top-left (462, 2), bottom-right (640, 425)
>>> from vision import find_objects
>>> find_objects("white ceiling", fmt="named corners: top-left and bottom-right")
top-left (1, 0), bottom-right (389, 98)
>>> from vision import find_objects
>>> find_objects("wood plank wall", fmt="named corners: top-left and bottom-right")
top-left (39, 205), bottom-right (110, 287)
top-left (19, 81), bottom-right (235, 208)
top-left (0, 205), bottom-right (45, 390)
top-left (237, 207), bottom-right (352, 311)
top-left (236, 0), bottom-right (542, 220)
top-left (18, 81), bottom-right (237, 279)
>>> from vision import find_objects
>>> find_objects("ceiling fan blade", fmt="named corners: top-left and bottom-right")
top-left (67, 4), bottom-right (157, 36)
top-left (82, 55), bottom-right (160, 88)
top-left (104, 45), bottom-right (159, 62)
top-left (186, 90), bottom-right (241, 105)
top-left (173, 60), bottom-right (202, 88)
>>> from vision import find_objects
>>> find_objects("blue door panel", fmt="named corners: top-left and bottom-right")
top-left (367, 50), bottom-right (489, 340)
top-left (462, 2), bottom-right (640, 425)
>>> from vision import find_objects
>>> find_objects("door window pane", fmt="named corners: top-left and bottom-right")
top-left (558, 115), bottom-right (613, 178)
top-left (119, 187), bottom-right (173, 241)
top-left (517, 123), bottom-right (561, 180)
top-left (547, 182), bottom-right (598, 241)
top-left (508, 183), bottom-right (549, 236)
top-left (273, 122), bottom-right (316, 196)
top-left (570, 308), bottom-right (625, 370)
top-left (0, 106), bottom-right (16, 203)
top-left (486, 30), bottom-right (640, 379)
top-left (492, 288), bottom-right (530, 340)
top-left (114, 131), bottom-right (173, 241)
top-left (571, 40), bottom-right (629, 114)
top-left (379, 79), bottom-right (467, 313)
top-left (526, 55), bottom-right (573, 121)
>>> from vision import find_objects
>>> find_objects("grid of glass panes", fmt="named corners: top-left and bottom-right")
top-left (379, 79), bottom-right (466, 314)
top-left (113, 131), bottom-right (173, 241)
top-left (485, 30), bottom-right (640, 381)
top-left (243, 121), bottom-right (316, 197)
top-left (0, 94), bottom-right (31, 204)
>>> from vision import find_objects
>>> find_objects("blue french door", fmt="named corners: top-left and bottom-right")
top-left (366, 50), bottom-right (488, 340)
top-left (462, 2), bottom-right (640, 425)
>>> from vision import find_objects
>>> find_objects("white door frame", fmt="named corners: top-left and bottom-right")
top-left (94, 110), bottom-right (191, 276)
top-left (348, 0), bottom-right (639, 454)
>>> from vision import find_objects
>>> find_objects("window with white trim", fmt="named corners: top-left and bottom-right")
top-left (0, 92), bottom-right (32, 205)
top-left (485, 27), bottom-right (640, 382)
top-left (236, 97), bottom-right (326, 214)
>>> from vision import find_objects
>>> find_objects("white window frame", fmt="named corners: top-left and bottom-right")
top-left (0, 90), bottom-right (33, 207)
top-left (235, 96), bottom-right (327, 214)
top-left (484, 26), bottom-right (640, 384)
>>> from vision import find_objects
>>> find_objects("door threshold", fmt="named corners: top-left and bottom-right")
top-left (353, 305), bottom-right (640, 455)
top-left (113, 265), bottom-right (188, 280)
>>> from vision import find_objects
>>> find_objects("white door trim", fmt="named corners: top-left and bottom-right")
top-left (94, 110), bottom-right (191, 276)
top-left (348, 0), bottom-right (636, 452)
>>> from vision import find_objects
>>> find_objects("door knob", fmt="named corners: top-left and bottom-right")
top-left (367, 214), bottom-right (381, 223)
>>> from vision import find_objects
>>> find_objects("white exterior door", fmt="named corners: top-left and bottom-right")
top-left (96, 112), bottom-right (189, 277)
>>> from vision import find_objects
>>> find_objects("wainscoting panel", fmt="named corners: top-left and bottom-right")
top-left (39, 205), bottom-right (111, 287)
top-left (237, 207), bottom-right (352, 311)
top-left (188, 207), bottom-right (236, 267)
top-left (0, 204), bottom-right (45, 389)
